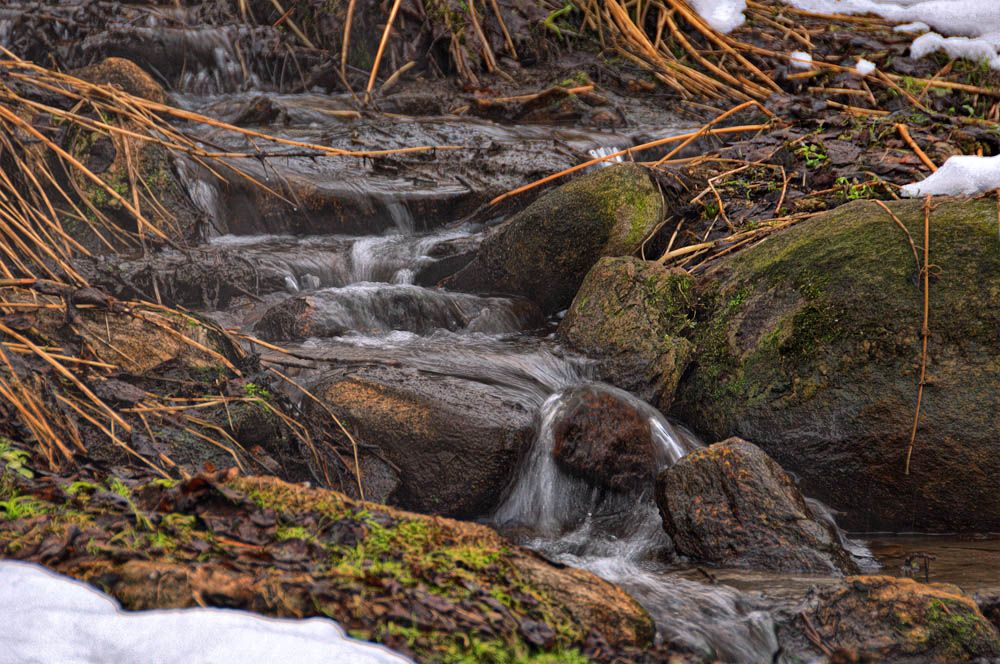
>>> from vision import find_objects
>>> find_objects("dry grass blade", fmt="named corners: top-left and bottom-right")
top-left (490, 120), bottom-right (770, 207)
top-left (905, 197), bottom-right (933, 475)
top-left (366, 0), bottom-right (405, 103)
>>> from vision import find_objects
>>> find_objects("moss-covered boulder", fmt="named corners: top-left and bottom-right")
top-left (443, 164), bottom-right (663, 314)
top-left (656, 438), bottom-right (858, 574)
top-left (671, 198), bottom-right (1000, 532)
top-left (0, 471), bottom-right (660, 662)
top-left (558, 257), bottom-right (695, 408)
top-left (776, 576), bottom-right (1000, 662)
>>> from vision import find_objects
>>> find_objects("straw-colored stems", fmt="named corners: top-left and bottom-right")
top-left (366, 0), bottom-right (404, 103)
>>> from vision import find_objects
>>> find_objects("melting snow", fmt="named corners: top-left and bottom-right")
top-left (0, 561), bottom-right (412, 664)
top-left (691, 0), bottom-right (1000, 73)
top-left (855, 58), bottom-right (877, 75)
top-left (789, 50), bottom-right (814, 69)
top-left (901, 155), bottom-right (1000, 197)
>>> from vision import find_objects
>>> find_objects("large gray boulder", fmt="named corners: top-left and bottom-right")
top-left (306, 363), bottom-right (534, 518)
top-left (442, 164), bottom-right (663, 314)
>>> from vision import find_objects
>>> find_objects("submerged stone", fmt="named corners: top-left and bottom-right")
top-left (656, 438), bottom-right (859, 574)
top-left (443, 164), bottom-right (664, 314)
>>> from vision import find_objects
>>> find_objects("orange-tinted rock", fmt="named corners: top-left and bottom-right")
top-left (552, 389), bottom-right (657, 492)
top-left (778, 575), bottom-right (1000, 662)
top-left (656, 438), bottom-right (858, 574)
top-left (74, 57), bottom-right (165, 104)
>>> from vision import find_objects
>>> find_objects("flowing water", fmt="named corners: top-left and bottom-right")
top-left (35, 38), bottom-right (993, 659)
top-left (161, 87), bottom-right (792, 658)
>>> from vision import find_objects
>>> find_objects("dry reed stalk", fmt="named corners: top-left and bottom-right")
top-left (366, 0), bottom-right (405, 103)
top-left (490, 122), bottom-right (770, 207)
top-left (268, 366), bottom-right (366, 501)
top-left (905, 197), bottom-right (933, 475)
top-left (488, 0), bottom-right (518, 58)
top-left (895, 124), bottom-right (938, 172)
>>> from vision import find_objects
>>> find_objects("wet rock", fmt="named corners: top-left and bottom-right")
top-left (443, 164), bottom-right (664, 314)
top-left (95, 250), bottom-right (288, 310)
top-left (253, 286), bottom-right (543, 341)
top-left (777, 576), bottom-right (1000, 662)
top-left (656, 438), bottom-right (859, 574)
top-left (552, 389), bottom-right (658, 492)
top-left (73, 57), bottom-right (166, 104)
top-left (670, 198), bottom-right (1000, 531)
top-left (558, 257), bottom-right (695, 408)
top-left (307, 363), bottom-right (535, 518)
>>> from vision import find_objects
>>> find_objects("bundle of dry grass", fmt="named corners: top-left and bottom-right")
top-left (0, 50), bottom-right (407, 491)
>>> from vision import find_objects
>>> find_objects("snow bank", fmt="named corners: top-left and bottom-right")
top-left (0, 561), bottom-right (412, 664)
top-left (909, 32), bottom-right (1000, 69)
top-left (690, 0), bottom-right (1000, 71)
top-left (902, 155), bottom-right (1000, 197)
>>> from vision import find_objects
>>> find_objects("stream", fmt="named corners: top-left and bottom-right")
top-left (161, 86), bottom-right (1000, 662)
top-left (43, 48), bottom-right (990, 659)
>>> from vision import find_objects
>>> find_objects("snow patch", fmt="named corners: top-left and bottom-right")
top-left (855, 58), bottom-right (877, 75)
top-left (902, 155), bottom-right (1000, 197)
top-left (909, 32), bottom-right (1000, 69)
top-left (790, 50), bottom-right (814, 69)
top-left (689, 0), bottom-right (747, 34)
top-left (0, 561), bottom-right (412, 664)
top-left (689, 0), bottom-right (1000, 67)
top-left (894, 21), bottom-right (930, 34)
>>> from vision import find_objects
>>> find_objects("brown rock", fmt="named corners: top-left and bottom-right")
top-left (656, 437), bottom-right (858, 574)
top-left (778, 575), bottom-right (1000, 662)
top-left (552, 388), bottom-right (658, 492)
top-left (73, 57), bottom-right (165, 104)
top-left (307, 363), bottom-right (534, 518)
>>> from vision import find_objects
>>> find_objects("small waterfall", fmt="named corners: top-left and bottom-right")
top-left (491, 383), bottom-right (780, 662)
top-left (493, 383), bottom-right (697, 538)
top-left (258, 283), bottom-right (541, 339)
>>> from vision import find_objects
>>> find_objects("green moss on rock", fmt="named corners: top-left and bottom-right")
top-left (671, 197), bottom-right (1000, 531)
top-left (444, 164), bottom-right (664, 314)
top-left (558, 256), bottom-right (694, 408)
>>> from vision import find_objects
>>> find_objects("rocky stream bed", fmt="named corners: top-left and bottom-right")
top-left (4, 1), bottom-right (1000, 663)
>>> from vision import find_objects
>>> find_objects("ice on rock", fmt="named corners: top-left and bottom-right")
top-left (789, 50), bottom-right (814, 69)
top-left (0, 561), bottom-right (412, 664)
top-left (901, 155), bottom-right (1000, 197)
top-left (855, 58), bottom-right (877, 75)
